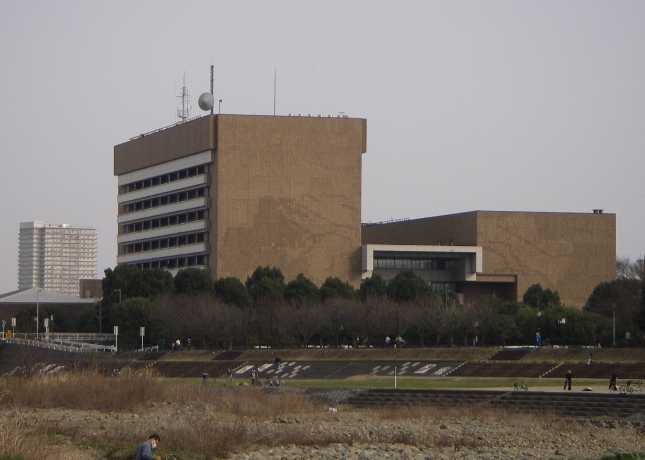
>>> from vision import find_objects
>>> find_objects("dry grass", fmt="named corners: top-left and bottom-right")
top-left (0, 369), bottom-right (636, 459)
top-left (0, 367), bottom-right (163, 412)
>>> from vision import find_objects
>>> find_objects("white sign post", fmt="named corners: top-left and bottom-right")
top-left (140, 326), bottom-right (145, 351)
top-left (114, 326), bottom-right (119, 352)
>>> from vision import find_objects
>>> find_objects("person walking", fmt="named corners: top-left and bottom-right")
top-left (609, 371), bottom-right (619, 391)
top-left (564, 369), bottom-right (573, 390)
top-left (135, 434), bottom-right (161, 460)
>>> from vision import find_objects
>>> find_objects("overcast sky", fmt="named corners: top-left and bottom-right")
top-left (1, 1), bottom-right (644, 295)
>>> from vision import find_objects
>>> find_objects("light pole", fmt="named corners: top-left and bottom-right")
top-left (218, 99), bottom-right (222, 114)
top-left (36, 289), bottom-right (43, 339)
top-left (613, 304), bottom-right (616, 347)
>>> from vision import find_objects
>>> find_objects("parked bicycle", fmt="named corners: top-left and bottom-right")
top-left (264, 375), bottom-right (283, 387)
top-left (514, 380), bottom-right (528, 391)
top-left (619, 380), bottom-right (643, 394)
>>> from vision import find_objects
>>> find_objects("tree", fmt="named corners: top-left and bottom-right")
top-left (359, 274), bottom-right (387, 300)
top-left (174, 268), bottom-right (214, 295)
top-left (320, 277), bottom-right (355, 301)
top-left (585, 279), bottom-right (642, 344)
top-left (434, 296), bottom-right (465, 347)
top-left (214, 277), bottom-right (249, 308)
top-left (616, 256), bottom-right (645, 281)
top-left (246, 266), bottom-right (285, 302)
top-left (522, 283), bottom-right (560, 309)
top-left (152, 294), bottom-right (235, 349)
top-left (284, 273), bottom-right (320, 303)
top-left (109, 297), bottom-right (155, 348)
top-left (278, 300), bottom-right (323, 347)
top-left (492, 314), bottom-right (519, 348)
top-left (102, 264), bottom-right (140, 303)
top-left (129, 268), bottom-right (175, 300)
top-left (386, 270), bottom-right (432, 302)
top-left (467, 294), bottom-right (501, 346)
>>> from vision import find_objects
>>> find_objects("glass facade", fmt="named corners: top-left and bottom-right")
top-left (373, 258), bottom-right (451, 270)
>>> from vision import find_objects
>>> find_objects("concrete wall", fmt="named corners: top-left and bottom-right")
top-left (212, 115), bottom-right (367, 287)
top-left (115, 114), bottom-right (367, 288)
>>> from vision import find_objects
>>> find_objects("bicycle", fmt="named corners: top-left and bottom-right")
top-left (513, 380), bottom-right (528, 391)
top-left (619, 380), bottom-right (643, 394)
top-left (263, 376), bottom-right (284, 387)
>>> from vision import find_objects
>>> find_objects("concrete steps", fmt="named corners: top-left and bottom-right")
top-left (346, 388), bottom-right (645, 419)
top-left (448, 362), bottom-right (553, 378)
top-left (489, 348), bottom-right (533, 361)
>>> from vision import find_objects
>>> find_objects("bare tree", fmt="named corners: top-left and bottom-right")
top-left (434, 297), bottom-right (465, 347)
top-left (617, 256), bottom-right (645, 281)
top-left (415, 295), bottom-right (443, 346)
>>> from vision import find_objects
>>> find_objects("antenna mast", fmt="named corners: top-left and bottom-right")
top-left (176, 73), bottom-right (191, 123)
top-left (210, 65), bottom-right (214, 115)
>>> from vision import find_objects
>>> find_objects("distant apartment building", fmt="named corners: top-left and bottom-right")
top-left (18, 221), bottom-right (97, 297)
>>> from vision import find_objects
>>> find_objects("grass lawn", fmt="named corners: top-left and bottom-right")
top-left (165, 375), bottom-right (610, 391)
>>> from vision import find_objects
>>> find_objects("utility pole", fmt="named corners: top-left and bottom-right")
top-left (613, 304), bottom-right (616, 347)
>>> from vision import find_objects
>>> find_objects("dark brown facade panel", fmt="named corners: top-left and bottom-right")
top-left (114, 116), bottom-right (215, 175)
top-left (362, 212), bottom-right (479, 246)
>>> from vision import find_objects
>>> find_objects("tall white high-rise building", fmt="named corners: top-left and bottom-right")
top-left (18, 221), bottom-right (97, 297)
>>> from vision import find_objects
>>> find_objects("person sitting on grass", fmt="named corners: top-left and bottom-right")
top-left (135, 434), bottom-right (161, 460)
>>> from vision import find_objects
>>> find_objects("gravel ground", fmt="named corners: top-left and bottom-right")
top-left (3, 392), bottom-right (645, 460)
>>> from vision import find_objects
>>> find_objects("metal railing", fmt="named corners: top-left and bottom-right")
top-left (3, 337), bottom-right (116, 353)
top-left (1, 332), bottom-right (115, 342)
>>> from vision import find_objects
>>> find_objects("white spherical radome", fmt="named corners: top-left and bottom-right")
top-left (198, 92), bottom-right (214, 111)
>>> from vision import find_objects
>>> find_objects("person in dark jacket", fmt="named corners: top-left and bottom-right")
top-left (564, 369), bottom-right (573, 390)
top-left (135, 434), bottom-right (161, 460)
top-left (609, 371), bottom-right (619, 390)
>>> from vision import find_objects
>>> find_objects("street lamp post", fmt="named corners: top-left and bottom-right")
top-left (36, 289), bottom-right (43, 339)
top-left (613, 304), bottom-right (616, 347)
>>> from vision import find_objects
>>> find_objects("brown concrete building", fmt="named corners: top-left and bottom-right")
top-left (114, 113), bottom-right (615, 308)
top-left (114, 114), bottom-right (367, 287)
top-left (361, 210), bottom-right (616, 308)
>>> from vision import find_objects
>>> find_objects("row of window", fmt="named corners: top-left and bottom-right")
top-left (125, 187), bottom-right (206, 213)
top-left (374, 258), bottom-right (452, 270)
top-left (431, 282), bottom-right (457, 294)
top-left (123, 232), bottom-right (206, 254)
top-left (125, 165), bottom-right (206, 192)
top-left (135, 255), bottom-right (205, 270)
top-left (124, 210), bottom-right (206, 234)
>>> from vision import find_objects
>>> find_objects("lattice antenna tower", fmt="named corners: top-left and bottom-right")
top-left (176, 73), bottom-right (191, 123)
